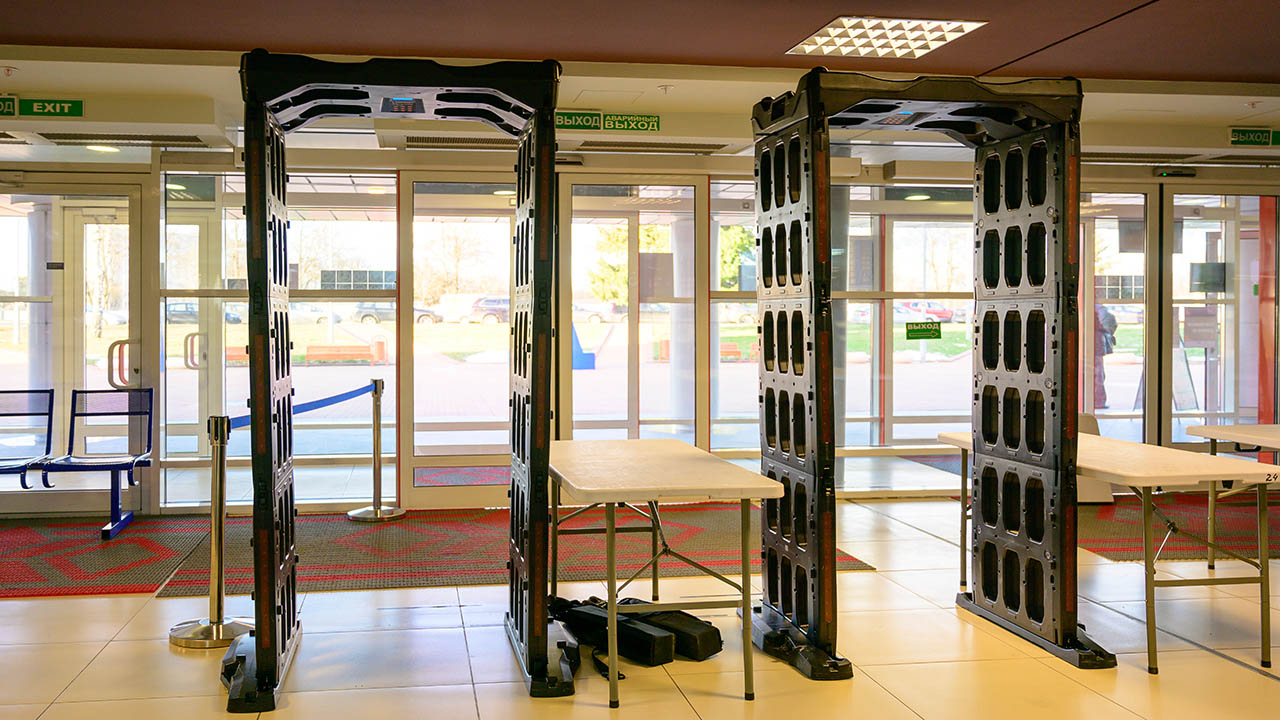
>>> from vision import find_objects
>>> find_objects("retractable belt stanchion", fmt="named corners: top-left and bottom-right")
top-left (170, 416), bottom-right (254, 648)
top-left (348, 379), bottom-right (404, 522)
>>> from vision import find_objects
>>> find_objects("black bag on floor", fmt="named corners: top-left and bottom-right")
top-left (548, 597), bottom-right (675, 667)
top-left (618, 597), bottom-right (723, 660)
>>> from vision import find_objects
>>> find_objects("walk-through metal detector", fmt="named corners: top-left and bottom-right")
top-left (224, 50), bottom-right (560, 712)
top-left (752, 69), bottom-right (1113, 674)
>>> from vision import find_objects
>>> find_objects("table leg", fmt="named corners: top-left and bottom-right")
top-left (550, 481), bottom-right (560, 600)
top-left (741, 499), bottom-right (755, 701)
top-left (650, 500), bottom-right (660, 602)
top-left (1259, 483), bottom-right (1272, 669)
top-left (960, 448), bottom-right (968, 592)
top-left (1142, 486), bottom-right (1158, 674)
top-left (1209, 439), bottom-right (1218, 570)
top-left (606, 502), bottom-right (619, 708)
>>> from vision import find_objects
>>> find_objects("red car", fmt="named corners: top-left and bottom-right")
top-left (901, 300), bottom-right (956, 322)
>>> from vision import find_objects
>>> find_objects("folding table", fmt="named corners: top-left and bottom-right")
top-left (548, 438), bottom-right (783, 707)
top-left (939, 430), bottom-right (1273, 673)
top-left (1187, 424), bottom-right (1280, 568)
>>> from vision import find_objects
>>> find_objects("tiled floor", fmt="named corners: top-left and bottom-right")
top-left (2, 498), bottom-right (1278, 719)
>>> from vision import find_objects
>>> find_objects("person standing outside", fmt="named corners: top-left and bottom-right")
top-left (1094, 304), bottom-right (1117, 409)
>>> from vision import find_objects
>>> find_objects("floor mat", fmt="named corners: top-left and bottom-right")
top-left (1078, 491), bottom-right (1280, 561)
top-left (160, 502), bottom-right (873, 597)
top-left (412, 466), bottom-right (508, 487)
top-left (903, 455), bottom-right (963, 476)
top-left (0, 516), bottom-right (208, 598)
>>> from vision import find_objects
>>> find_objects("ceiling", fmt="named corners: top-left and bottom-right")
top-left (2, 0), bottom-right (1280, 83)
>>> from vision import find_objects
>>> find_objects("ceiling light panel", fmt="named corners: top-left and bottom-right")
top-left (788, 17), bottom-right (987, 59)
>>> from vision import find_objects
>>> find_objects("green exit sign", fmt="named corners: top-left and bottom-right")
top-left (0, 95), bottom-right (15, 118)
top-left (556, 110), bottom-right (602, 130)
top-left (18, 99), bottom-right (83, 117)
top-left (905, 321), bottom-right (942, 340)
top-left (1229, 127), bottom-right (1275, 146)
top-left (555, 110), bottom-right (660, 132)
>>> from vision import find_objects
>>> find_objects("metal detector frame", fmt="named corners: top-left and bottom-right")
top-left (226, 50), bottom-right (562, 712)
top-left (750, 69), bottom-right (1112, 674)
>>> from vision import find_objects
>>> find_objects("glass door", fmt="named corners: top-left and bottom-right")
top-left (0, 187), bottom-right (144, 511)
top-left (1164, 190), bottom-right (1280, 447)
top-left (398, 176), bottom-right (518, 509)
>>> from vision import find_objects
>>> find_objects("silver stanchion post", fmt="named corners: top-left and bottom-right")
top-left (349, 379), bottom-right (405, 522)
top-left (170, 415), bottom-right (254, 648)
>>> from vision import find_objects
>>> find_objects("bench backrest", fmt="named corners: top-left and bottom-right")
top-left (67, 388), bottom-right (153, 457)
top-left (0, 389), bottom-right (54, 460)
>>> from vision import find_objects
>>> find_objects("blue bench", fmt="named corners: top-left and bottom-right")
top-left (42, 388), bottom-right (153, 540)
top-left (0, 389), bottom-right (55, 489)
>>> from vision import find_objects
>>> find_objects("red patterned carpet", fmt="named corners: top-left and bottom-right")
top-left (0, 516), bottom-right (207, 598)
top-left (1078, 491), bottom-right (1280, 561)
top-left (158, 503), bottom-right (872, 597)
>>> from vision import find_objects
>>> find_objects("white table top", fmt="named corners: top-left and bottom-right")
top-left (937, 431), bottom-right (1277, 487)
top-left (549, 439), bottom-right (784, 504)
top-left (1186, 424), bottom-right (1280, 449)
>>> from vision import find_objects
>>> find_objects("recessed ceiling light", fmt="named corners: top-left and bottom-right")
top-left (493, 190), bottom-right (516, 196)
top-left (165, 183), bottom-right (186, 191)
top-left (904, 194), bottom-right (932, 201)
top-left (366, 186), bottom-right (389, 195)
top-left (85, 145), bottom-right (120, 153)
top-left (788, 17), bottom-right (987, 59)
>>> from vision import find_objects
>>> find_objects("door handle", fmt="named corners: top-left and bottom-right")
top-left (106, 339), bottom-right (131, 389)
top-left (183, 332), bottom-right (202, 370)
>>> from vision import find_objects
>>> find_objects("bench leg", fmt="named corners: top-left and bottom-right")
top-left (102, 469), bottom-right (133, 540)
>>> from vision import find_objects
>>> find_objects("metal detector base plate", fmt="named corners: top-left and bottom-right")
top-left (169, 618), bottom-right (254, 649)
top-left (347, 506), bottom-right (407, 522)
top-left (750, 605), bottom-right (853, 680)
top-left (504, 616), bottom-right (576, 697)
top-left (956, 593), bottom-right (1116, 669)
top-left (221, 627), bottom-right (300, 713)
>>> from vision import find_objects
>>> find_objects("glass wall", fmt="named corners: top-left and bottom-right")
top-left (162, 173), bottom-right (397, 504)
top-left (1081, 192), bottom-right (1148, 441)
top-left (410, 182), bottom-right (514, 454)
top-left (570, 183), bottom-right (697, 441)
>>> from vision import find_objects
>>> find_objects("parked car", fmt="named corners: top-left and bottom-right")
top-left (414, 307), bottom-right (444, 324)
top-left (891, 303), bottom-right (930, 324)
top-left (572, 302), bottom-right (622, 324)
top-left (85, 307), bottom-right (128, 326)
top-left (166, 301), bottom-right (242, 324)
top-left (465, 296), bottom-right (510, 324)
top-left (351, 302), bottom-right (396, 324)
top-left (901, 299), bottom-right (956, 323)
top-left (291, 303), bottom-right (342, 324)
top-left (616, 303), bottom-right (669, 323)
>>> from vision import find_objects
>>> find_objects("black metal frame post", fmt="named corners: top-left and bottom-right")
top-left (750, 70), bottom-right (1111, 675)
top-left (506, 93), bottom-right (573, 697)
top-left (225, 50), bottom-right (561, 712)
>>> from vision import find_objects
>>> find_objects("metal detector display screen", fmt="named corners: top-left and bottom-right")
top-left (381, 97), bottom-right (425, 113)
